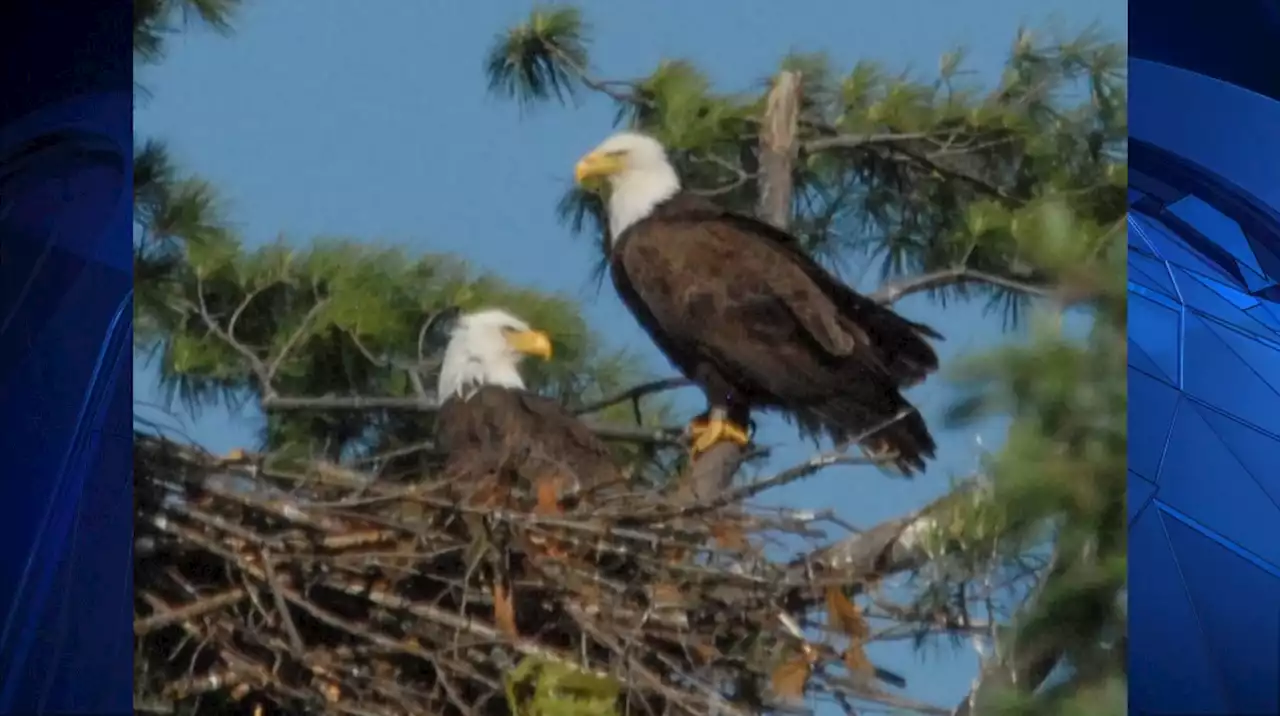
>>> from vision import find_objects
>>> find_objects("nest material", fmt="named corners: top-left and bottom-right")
top-left (134, 433), bottom-right (894, 716)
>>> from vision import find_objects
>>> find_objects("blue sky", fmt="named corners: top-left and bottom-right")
top-left (133, 0), bottom-right (1125, 710)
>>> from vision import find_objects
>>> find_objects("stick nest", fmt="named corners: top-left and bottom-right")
top-left (134, 433), bottom-right (896, 716)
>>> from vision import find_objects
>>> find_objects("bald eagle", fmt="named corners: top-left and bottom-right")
top-left (435, 307), bottom-right (623, 511)
top-left (434, 308), bottom-right (624, 635)
top-left (574, 132), bottom-right (941, 474)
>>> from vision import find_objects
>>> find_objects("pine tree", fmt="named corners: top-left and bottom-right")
top-left (132, 5), bottom-right (1125, 715)
top-left (484, 7), bottom-right (1126, 715)
top-left (132, 4), bottom-right (666, 475)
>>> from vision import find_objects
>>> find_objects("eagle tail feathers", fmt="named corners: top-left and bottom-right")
top-left (842, 302), bottom-right (942, 387)
top-left (812, 399), bottom-right (937, 477)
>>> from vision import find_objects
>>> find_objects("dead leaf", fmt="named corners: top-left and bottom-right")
top-left (770, 654), bottom-right (812, 702)
top-left (493, 582), bottom-right (518, 638)
top-left (826, 587), bottom-right (869, 639)
top-left (576, 583), bottom-right (602, 608)
top-left (219, 447), bottom-right (250, 465)
top-left (661, 545), bottom-right (689, 564)
top-left (534, 475), bottom-right (563, 515)
top-left (649, 582), bottom-right (684, 609)
top-left (468, 479), bottom-right (508, 509)
top-left (323, 682), bottom-right (342, 703)
top-left (843, 644), bottom-right (875, 677)
top-left (692, 642), bottom-right (718, 664)
top-left (710, 521), bottom-right (748, 551)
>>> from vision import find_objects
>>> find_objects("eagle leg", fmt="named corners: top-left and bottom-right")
top-left (687, 408), bottom-right (751, 456)
top-left (859, 437), bottom-right (901, 463)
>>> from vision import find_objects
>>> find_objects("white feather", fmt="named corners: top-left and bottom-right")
top-left (436, 309), bottom-right (532, 400)
top-left (588, 132), bottom-right (682, 239)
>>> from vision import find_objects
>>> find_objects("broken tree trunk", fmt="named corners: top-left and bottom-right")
top-left (678, 70), bottom-right (803, 510)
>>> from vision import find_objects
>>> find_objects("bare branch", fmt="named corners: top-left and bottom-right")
top-left (803, 132), bottom-right (931, 153)
top-left (952, 551), bottom-right (1075, 716)
top-left (266, 298), bottom-right (329, 381)
top-left (134, 589), bottom-right (248, 635)
top-left (261, 394), bottom-right (442, 411)
top-left (870, 265), bottom-right (1054, 305)
top-left (261, 551), bottom-right (306, 653)
top-left (193, 275), bottom-right (271, 385)
top-left (572, 376), bottom-right (691, 416)
top-left (258, 392), bottom-right (686, 445)
top-left (792, 479), bottom-right (979, 580)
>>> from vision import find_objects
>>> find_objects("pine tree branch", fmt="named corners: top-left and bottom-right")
top-left (134, 588), bottom-right (248, 635)
top-left (571, 377), bottom-right (691, 416)
top-left (675, 70), bottom-right (806, 512)
top-left (803, 132), bottom-right (931, 153)
top-left (193, 276), bottom-right (273, 386)
top-left (870, 266), bottom-right (1053, 305)
top-left (952, 552), bottom-right (1068, 716)
top-left (259, 393), bottom-right (685, 446)
top-left (889, 144), bottom-right (1023, 206)
top-left (670, 409), bottom-right (914, 520)
top-left (266, 298), bottom-right (329, 381)
top-left (791, 487), bottom-right (963, 577)
top-left (260, 394), bottom-right (442, 411)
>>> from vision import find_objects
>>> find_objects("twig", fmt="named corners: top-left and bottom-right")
top-left (803, 132), bottom-right (931, 153)
top-left (261, 394), bottom-right (443, 411)
top-left (672, 451), bottom-right (882, 523)
top-left (193, 276), bottom-right (271, 384)
top-left (261, 550), bottom-right (306, 653)
top-left (260, 392), bottom-right (686, 444)
top-left (134, 589), bottom-right (248, 635)
top-left (870, 266), bottom-right (1052, 305)
top-left (267, 299), bottom-right (329, 381)
top-left (572, 376), bottom-right (691, 416)
top-left (671, 410), bottom-right (912, 520)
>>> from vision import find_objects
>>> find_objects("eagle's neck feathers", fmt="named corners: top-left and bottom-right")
top-left (607, 166), bottom-right (681, 239)
top-left (437, 351), bottom-right (525, 402)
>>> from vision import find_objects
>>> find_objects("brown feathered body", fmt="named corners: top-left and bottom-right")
top-left (609, 193), bottom-right (942, 473)
top-left (435, 385), bottom-right (623, 503)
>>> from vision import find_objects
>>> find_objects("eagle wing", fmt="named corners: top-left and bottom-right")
top-left (437, 387), bottom-right (622, 500)
top-left (630, 195), bottom-right (941, 386)
top-left (615, 207), bottom-right (884, 383)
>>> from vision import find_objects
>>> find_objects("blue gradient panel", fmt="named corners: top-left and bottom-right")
top-left (0, 2), bottom-right (133, 713)
top-left (1131, 2), bottom-right (1280, 712)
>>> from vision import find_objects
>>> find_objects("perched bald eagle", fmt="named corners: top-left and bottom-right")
top-left (574, 132), bottom-right (941, 474)
top-left (435, 307), bottom-right (623, 510)
top-left (434, 308), bottom-right (624, 635)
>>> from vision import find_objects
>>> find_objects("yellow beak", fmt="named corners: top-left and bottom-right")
top-left (574, 151), bottom-right (625, 187)
top-left (505, 329), bottom-right (554, 360)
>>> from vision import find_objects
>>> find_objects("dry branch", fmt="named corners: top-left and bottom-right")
top-left (675, 69), bottom-right (805, 523)
top-left (133, 423), bottom-right (980, 716)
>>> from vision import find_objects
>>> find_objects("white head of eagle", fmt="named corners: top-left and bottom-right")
top-left (436, 309), bottom-right (553, 401)
top-left (575, 131), bottom-right (683, 238)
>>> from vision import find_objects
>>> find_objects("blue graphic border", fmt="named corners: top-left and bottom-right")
top-left (0, 1), bottom-right (134, 712)
top-left (1130, 1), bottom-right (1280, 713)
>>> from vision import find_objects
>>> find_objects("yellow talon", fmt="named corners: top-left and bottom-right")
top-left (688, 416), bottom-right (751, 456)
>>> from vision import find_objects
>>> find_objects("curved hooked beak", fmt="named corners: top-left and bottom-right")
top-left (505, 329), bottom-right (553, 360)
top-left (574, 151), bottom-right (625, 188)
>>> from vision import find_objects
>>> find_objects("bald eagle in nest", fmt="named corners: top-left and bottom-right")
top-left (574, 132), bottom-right (941, 474)
top-left (433, 308), bottom-right (625, 635)
top-left (435, 308), bottom-right (623, 500)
